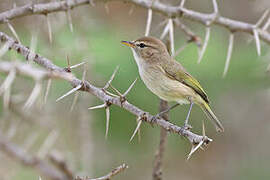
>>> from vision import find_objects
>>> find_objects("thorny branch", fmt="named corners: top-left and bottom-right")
top-left (0, 0), bottom-right (269, 44)
top-left (0, 31), bottom-right (211, 146)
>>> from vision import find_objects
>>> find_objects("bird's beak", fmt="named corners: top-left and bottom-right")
top-left (121, 41), bottom-right (135, 48)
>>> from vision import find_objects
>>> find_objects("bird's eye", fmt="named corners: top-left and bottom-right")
top-left (137, 43), bottom-right (146, 48)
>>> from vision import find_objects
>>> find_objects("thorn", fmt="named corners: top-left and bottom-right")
top-left (89, 0), bottom-right (95, 6)
top-left (223, 33), bottom-right (234, 77)
top-left (70, 92), bottom-right (79, 112)
top-left (198, 27), bottom-right (211, 63)
top-left (65, 55), bottom-right (71, 72)
top-left (253, 29), bottom-right (261, 56)
top-left (145, 8), bottom-right (153, 36)
top-left (105, 106), bottom-right (110, 139)
top-left (70, 62), bottom-right (86, 69)
top-left (28, 33), bottom-right (37, 62)
top-left (153, 19), bottom-right (168, 34)
top-left (256, 9), bottom-right (269, 27)
top-left (0, 41), bottom-right (12, 58)
top-left (37, 130), bottom-right (59, 159)
top-left (70, 65), bottom-right (87, 112)
top-left (136, 117), bottom-right (141, 142)
top-left (66, 9), bottom-right (73, 33)
top-left (105, 3), bottom-right (110, 14)
top-left (110, 85), bottom-right (123, 97)
top-left (3, 84), bottom-right (11, 109)
top-left (56, 84), bottom-right (82, 102)
top-left (174, 19), bottom-right (202, 47)
top-left (104, 66), bottom-right (119, 90)
top-left (23, 81), bottom-right (42, 110)
top-left (212, 0), bottom-right (219, 14)
top-left (128, 5), bottom-right (135, 15)
top-left (174, 43), bottom-right (188, 58)
top-left (82, 64), bottom-right (87, 82)
top-left (179, 0), bottom-right (186, 8)
top-left (202, 119), bottom-right (206, 137)
top-left (0, 69), bottom-right (16, 96)
top-left (46, 15), bottom-right (53, 43)
top-left (168, 19), bottom-right (175, 56)
top-left (129, 118), bottom-right (142, 142)
top-left (6, 21), bottom-right (21, 43)
top-left (44, 78), bottom-right (52, 105)
top-left (88, 103), bottom-right (106, 110)
top-left (6, 119), bottom-right (21, 139)
top-left (187, 140), bottom-right (204, 160)
top-left (199, 146), bottom-right (205, 151)
top-left (160, 20), bottom-right (170, 40)
top-left (262, 18), bottom-right (270, 31)
top-left (30, 33), bottom-right (37, 53)
top-left (104, 90), bottom-right (119, 98)
top-left (123, 78), bottom-right (137, 97)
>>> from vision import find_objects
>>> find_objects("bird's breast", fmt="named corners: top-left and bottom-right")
top-left (138, 64), bottom-right (191, 104)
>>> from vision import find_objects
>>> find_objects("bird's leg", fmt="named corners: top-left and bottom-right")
top-left (184, 101), bottom-right (194, 130)
top-left (150, 103), bottom-right (179, 123)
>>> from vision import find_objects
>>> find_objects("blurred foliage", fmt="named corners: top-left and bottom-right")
top-left (0, 1), bottom-right (270, 179)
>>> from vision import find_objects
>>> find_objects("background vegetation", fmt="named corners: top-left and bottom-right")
top-left (0, 0), bottom-right (270, 179)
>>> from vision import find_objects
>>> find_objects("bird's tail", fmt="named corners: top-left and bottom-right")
top-left (200, 102), bottom-right (224, 132)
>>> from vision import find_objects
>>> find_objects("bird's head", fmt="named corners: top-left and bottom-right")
top-left (121, 36), bottom-right (170, 63)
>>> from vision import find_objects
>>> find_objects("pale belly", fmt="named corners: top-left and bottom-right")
top-left (139, 66), bottom-right (193, 105)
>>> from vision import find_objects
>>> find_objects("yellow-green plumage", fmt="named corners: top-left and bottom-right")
top-left (122, 36), bottom-right (224, 132)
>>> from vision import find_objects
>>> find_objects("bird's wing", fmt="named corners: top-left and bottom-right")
top-left (161, 60), bottom-right (209, 103)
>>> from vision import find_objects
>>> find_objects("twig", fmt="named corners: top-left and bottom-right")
top-left (46, 15), bottom-right (53, 43)
top-left (160, 20), bottom-right (170, 40)
top-left (75, 163), bottom-right (128, 180)
top-left (253, 28), bottom-right (261, 56)
top-left (256, 9), bottom-right (269, 27)
top-left (23, 81), bottom-right (42, 110)
top-left (223, 33), bottom-right (234, 77)
top-left (145, 8), bottom-right (153, 36)
top-left (212, 0), bottom-right (219, 14)
top-left (152, 100), bottom-right (169, 180)
top-left (174, 19), bottom-right (201, 46)
top-left (6, 21), bottom-right (21, 43)
top-left (44, 78), bottom-right (52, 104)
top-left (197, 27), bottom-right (211, 63)
top-left (168, 19), bottom-right (175, 56)
top-left (49, 150), bottom-right (74, 179)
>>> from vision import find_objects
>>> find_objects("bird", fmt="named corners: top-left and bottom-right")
top-left (121, 36), bottom-right (224, 132)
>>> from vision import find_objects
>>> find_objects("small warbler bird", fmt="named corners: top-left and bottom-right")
top-left (121, 36), bottom-right (224, 132)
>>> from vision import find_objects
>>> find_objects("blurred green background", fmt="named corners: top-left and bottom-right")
top-left (0, 0), bottom-right (270, 179)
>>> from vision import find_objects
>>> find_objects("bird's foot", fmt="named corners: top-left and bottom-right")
top-left (183, 123), bottom-right (192, 130)
top-left (150, 114), bottom-right (161, 126)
